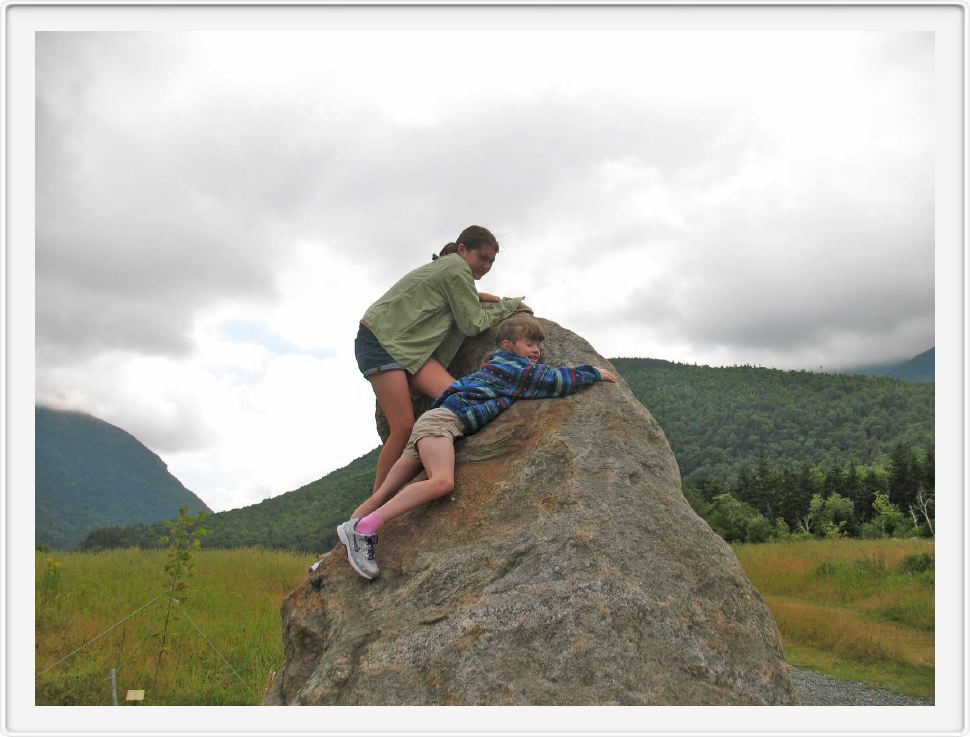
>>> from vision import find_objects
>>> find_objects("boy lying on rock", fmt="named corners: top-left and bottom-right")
top-left (317, 314), bottom-right (618, 580)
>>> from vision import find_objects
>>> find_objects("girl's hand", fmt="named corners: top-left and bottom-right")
top-left (597, 369), bottom-right (619, 383)
top-left (478, 292), bottom-right (501, 303)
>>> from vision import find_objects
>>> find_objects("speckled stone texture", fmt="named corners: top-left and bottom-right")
top-left (264, 317), bottom-right (796, 705)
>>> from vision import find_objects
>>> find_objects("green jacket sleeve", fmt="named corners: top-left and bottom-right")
top-left (439, 261), bottom-right (523, 337)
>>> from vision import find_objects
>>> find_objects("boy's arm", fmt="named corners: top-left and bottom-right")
top-left (518, 362), bottom-right (604, 399)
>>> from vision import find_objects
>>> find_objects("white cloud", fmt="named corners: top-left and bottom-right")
top-left (35, 29), bottom-right (934, 508)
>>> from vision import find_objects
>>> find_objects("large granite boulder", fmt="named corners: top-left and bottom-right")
top-left (264, 317), bottom-right (796, 705)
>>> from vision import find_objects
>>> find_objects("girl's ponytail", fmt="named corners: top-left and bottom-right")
top-left (432, 242), bottom-right (459, 261)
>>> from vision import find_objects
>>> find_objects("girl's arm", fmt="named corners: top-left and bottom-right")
top-left (439, 260), bottom-right (523, 336)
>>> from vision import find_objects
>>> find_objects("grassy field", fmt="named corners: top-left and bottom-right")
top-left (733, 538), bottom-right (934, 700)
top-left (35, 548), bottom-right (307, 705)
top-left (36, 538), bottom-right (934, 705)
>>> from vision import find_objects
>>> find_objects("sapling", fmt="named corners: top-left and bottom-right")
top-left (152, 507), bottom-right (207, 702)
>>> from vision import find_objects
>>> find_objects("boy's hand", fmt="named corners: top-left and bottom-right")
top-left (597, 368), bottom-right (619, 383)
top-left (478, 292), bottom-right (501, 303)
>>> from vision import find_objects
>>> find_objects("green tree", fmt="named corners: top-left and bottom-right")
top-left (744, 515), bottom-right (774, 544)
top-left (705, 493), bottom-right (770, 543)
top-left (863, 491), bottom-right (912, 539)
top-left (806, 492), bottom-right (855, 538)
top-left (773, 517), bottom-right (791, 541)
top-left (749, 456), bottom-right (775, 518)
top-left (888, 444), bottom-right (920, 510)
top-left (691, 476), bottom-right (727, 504)
top-left (920, 448), bottom-right (935, 494)
top-left (152, 507), bottom-right (207, 701)
top-left (822, 461), bottom-right (845, 499)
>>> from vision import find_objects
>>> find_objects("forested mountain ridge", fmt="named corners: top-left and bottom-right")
top-left (79, 447), bottom-right (381, 553)
top-left (839, 347), bottom-right (934, 383)
top-left (36, 407), bottom-right (212, 549)
top-left (76, 357), bottom-right (934, 552)
top-left (610, 358), bottom-right (933, 488)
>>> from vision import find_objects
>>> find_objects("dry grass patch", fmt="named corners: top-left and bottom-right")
top-left (766, 596), bottom-right (933, 667)
top-left (734, 538), bottom-right (934, 699)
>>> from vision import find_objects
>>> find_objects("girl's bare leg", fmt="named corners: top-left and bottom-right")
top-left (409, 358), bottom-right (455, 400)
top-left (368, 369), bottom-right (416, 492)
top-left (372, 436), bottom-right (455, 524)
top-left (352, 455), bottom-right (422, 519)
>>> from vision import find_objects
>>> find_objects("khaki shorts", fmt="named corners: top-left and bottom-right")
top-left (402, 408), bottom-right (465, 461)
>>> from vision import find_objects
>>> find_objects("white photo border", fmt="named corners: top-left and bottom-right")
top-left (3, 1), bottom-right (966, 735)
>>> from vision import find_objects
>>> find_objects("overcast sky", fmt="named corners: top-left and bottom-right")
top-left (35, 30), bottom-right (934, 512)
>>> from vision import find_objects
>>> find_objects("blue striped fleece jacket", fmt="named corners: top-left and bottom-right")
top-left (430, 349), bottom-right (603, 433)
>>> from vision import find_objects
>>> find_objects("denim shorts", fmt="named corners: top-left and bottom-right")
top-left (355, 324), bottom-right (404, 378)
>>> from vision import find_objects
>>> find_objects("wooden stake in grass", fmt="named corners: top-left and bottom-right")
top-left (152, 507), bottom-right (207, 703)
top-left (263, 669), bottom-right (277, 695)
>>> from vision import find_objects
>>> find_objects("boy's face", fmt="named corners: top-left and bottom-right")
top-left (503, 336), bottom-right (542, 364)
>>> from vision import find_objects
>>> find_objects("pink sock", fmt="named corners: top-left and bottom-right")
top-left (355, 512), bottom-right (385, 537)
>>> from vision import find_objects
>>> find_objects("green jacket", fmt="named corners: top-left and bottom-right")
top-left (361, 253), bottom-right (523, 374)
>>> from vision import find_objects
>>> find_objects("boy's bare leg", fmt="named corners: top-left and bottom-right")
top-left (352, 454), bottom-right (423, 520)
top-left (372, 436), bottom-right (455, 524)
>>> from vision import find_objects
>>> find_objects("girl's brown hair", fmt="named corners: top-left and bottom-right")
top-left (433, 225), bottom-right (500, 260)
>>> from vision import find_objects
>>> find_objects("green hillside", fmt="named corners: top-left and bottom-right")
top-left (842, 348), bottom-right (934, 383)
top-left (36, 407), bottom-right (212, 549)
top-left (78, 357), bottom-right (934, 552)
top-left (80, 447), bottom-right (380, 554)
top-left (611, 358), bottom-right (933, 487)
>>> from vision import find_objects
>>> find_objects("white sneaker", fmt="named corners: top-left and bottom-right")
top-left (336, 519), bottom-right (379, 579)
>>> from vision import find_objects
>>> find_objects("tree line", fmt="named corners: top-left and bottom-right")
top-left (74, 359), bottom-right (934, 551)
top-left (611, 358), bottom-right (933, 486)
top-left (683, 443), bottom-right (934, 543)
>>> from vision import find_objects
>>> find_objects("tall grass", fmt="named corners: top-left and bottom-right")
top-left (37, 540), bottom-right (934, 704)
top-left (733, 538), bottom-right (934, 699)
top-left (35, 548), bottom-right (307, 705)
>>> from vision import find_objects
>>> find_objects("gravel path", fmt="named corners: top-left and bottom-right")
top-left (789, 667), bottom-right (933, 706)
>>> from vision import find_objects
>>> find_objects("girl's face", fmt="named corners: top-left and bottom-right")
top-left (458, 243), bottom-right (498, 280)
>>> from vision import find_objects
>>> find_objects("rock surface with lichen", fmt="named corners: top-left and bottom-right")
top-left (263, 317), bottom-right (796, 705)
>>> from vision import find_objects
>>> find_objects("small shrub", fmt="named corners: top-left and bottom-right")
top-left (38, 554), bottom-right (64, 627)
top-left (852, 556), bottom-right (888, 576)
top-left (812, 560), bottom-right (841, 578)
top-left (898, 552), bottom-right (934, 575)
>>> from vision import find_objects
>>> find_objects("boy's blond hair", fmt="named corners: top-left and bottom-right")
top-left (496, 315), bottom-right (545, 345)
